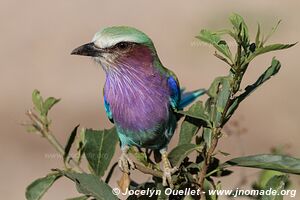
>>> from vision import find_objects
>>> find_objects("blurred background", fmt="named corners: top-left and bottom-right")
top-left (1, 0), bottom-right (299, 199)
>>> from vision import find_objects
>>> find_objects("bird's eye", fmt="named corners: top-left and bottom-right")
top-left (115, 42), bottom-right (130, 50)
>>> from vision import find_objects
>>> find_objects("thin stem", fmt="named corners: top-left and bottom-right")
top-left (105, 162), bottom-right (118, 184)
top-left (197, 32), bottom-right (248, 199)
top-left (236, 41), bottom-right (242, 68)
top-left (134, 161), bottom-right (163, 178)
top-left (45, 131), bottom-right (84, 172)
top-left (198, 82), bottom-right (234, 198)
top-left (204, 165), bottom-right (227, 178)
top-left (198, 129), bottom-right (219, 195)
top-left (45, 131), bottom-right (65, 155)
top-left (26, 110), bottom-right (84, 172)
top-left (214, 51), bottom-right (234, 68)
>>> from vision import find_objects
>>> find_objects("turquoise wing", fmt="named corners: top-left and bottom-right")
top-left (167, 73), bottom-right (206, 110)
top-left (179, 89), bottom-right (206, 109)
top-left (167, 75), bottom-right (180, 110)
top-left (104, 94), bottom-right (114, 123)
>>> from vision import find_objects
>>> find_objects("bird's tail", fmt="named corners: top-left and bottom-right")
top-left (178, 88), bottom-right (206, 110)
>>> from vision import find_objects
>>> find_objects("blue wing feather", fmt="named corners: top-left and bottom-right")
top-left (167, 74), bottom-right (206, 110)
top-left (179, 89), bottom-right (206, 109)
top-left (104, 94), bottom-right (114, 123)
top-left (167, 76), bottom-right (180, 110)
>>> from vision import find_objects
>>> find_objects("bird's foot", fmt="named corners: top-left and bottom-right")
top-left (118, 146), bottom-right (135, 173)
top-left (161, 150), bottom-right (178, 188)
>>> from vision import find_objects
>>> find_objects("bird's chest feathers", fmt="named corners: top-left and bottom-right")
top-left (104, 67), bottom-right (170, 131)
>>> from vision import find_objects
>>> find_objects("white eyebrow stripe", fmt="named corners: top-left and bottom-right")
top-left (93, 35), bottom-right (138, 49)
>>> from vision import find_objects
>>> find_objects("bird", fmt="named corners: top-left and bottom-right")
top-left (71, 26), bottom-right (205, 187)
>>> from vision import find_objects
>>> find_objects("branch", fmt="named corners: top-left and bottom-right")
top-left (198, 129), bottom-right (220, 199)
top-left (26, 110), bottom-right (84, 172)
top-left (134, 161), bottom-right (163, 178)
top-left (214, 51), bottom-right (234, 68)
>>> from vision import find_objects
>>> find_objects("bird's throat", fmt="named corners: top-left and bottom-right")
top-left (104, 60), bottom-right (170, 132)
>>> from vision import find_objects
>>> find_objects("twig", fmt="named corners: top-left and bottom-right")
top-left (198, 81), bottom-right (234, 199)
top-left (134, 161), bottom-right (163, 178)
top-left (105, 162), bottom-right (118, 184)
top-left (197, 32), bottom-right (247, 199)
top-left (198, 130), bottom-right (219, 199)
top-left (214, 51), bottom-right (234, 68)
top-left (26, 110), bottom-right (84, 172)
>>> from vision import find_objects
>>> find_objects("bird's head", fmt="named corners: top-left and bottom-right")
top-left (71, 26), bottom-right (159, 72)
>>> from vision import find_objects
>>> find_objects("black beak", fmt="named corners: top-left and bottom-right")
top-left (71, 42), bottom-right (104, 57)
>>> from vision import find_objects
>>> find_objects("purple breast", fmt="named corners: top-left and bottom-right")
top-left (104, 66), bottom-right (170, 132)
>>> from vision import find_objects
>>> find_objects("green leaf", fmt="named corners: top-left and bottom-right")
top-left (42, 97), bottom-right (60, 116)
top-left (131, 150), bottom-right (148, 166)
top-left (178, 101), bottom-right (206, 145)
top-left (176, 101), bottom-right (210, 126)
top-left (58, 170), bottom-right (118, 200)
top-left (168, 144), bottom-right (202, 166)
top-left (25, 125), bottom-right (39, 134)
top-left (255, 23), bottom-right (261, 47)
top-left (206, 76), bottom-right (233, 126)
top-left (218, 150), bottom-right (230, 156)
top-left (208, 76), bottom-right (224, 98)
top-left (203, 128), bottom-right (212, 149)
top-left (230, 13), bottom-right (248, 31)
top-left (249, 43), bottom-right (296, 61)
top-left (26, 173), bottom-right (61, 200)
top-left (226, 59), bottom-right (281, 121)
top-left (226, 154), bottom-right (300, 175)
top-left (261, 175), bottom-right (288, 200)
top-left (257, 170), bottom-right (285, 189)
top-left (215, 77), bottom-right (231, 126)
top-left (197, 29), bottom-right (233, 61)
top-left (229, 13), bottom-right (249, 47)
top-left (65, 196), bottom-right (89, 200)
top-left (156, 181), bottom-right (168, 200)
top-left (75, 128), bottom-right (86, 164)
top-left (203, 179), bottom-right (217, 200)
top-left (84, 127), bottom-right (118, 177)
top-left (32, 90), bottom-right (44, 114)
top-left (261, 20), bottom-right (282, 46)
top-left (64, 125), bottom-right (80, 164)
top-left (31, 90), bottom-right (60, 116)
top-left (178, 118), bottom-right (200, 145)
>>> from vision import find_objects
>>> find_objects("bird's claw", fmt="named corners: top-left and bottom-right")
top-left (118, 152), bottom-right (135, 173)
top-left (161, 149), bottom-right (178, 188)
top-left (162, 166), bottom-right (178, 188)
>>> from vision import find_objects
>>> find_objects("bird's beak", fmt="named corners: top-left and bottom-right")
top-left (71, 42), bottom-right (104, 57)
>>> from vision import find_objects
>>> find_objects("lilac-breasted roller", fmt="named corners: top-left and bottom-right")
top-left (71, 26), bottom-right (205, 187)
